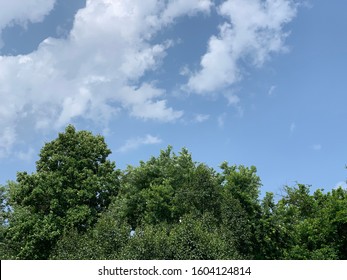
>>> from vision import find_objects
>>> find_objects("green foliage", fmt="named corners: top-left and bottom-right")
top-left (117, 214), bottom-right (238, 260)
top-left (3, 125), bottom-right (120, 259)
top-left (276, 185), bottom-right (347, 259)
top-left (51, 211), bottom-right (131, 260)
top-left (119, 146), bottom-right (218, 228)
top-left (220, 163), bottom-right (262, 258)
top-left (168, 214), bottom-right (235, 260)
top-left (141, 180), bottom-right (175, 224)
top-left (118, 224), bottom-right (171, 259)
top-left (1, 125), bottom-right (346, 260)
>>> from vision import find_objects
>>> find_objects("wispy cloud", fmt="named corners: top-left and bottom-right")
top-left (0, 0), bottom-right (55, 47)
top-left (224, 92), bottom-right (240, 106)
top-left (194, 114), bottom-right (210, 123)
top-left (186, 0), bottom-right (298, 95)
top-left (117, 134), bottom-right (162, 153)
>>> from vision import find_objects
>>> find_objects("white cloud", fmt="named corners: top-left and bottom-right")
top-left (194, 114), bottom-right (210, 123)
top-left (161, 0), bottom-right (212, 24)
top-left (0, 0), bottom-right (55, 47)
top-left (224, 91), bottom-right (240, 106)
top-left (0, 0), bottom-right (212, 157)
top-left (117, 134), bottom-right (162, 153)
top-left (186, 0), bottom-right (298, 94)
top-left (120, 83), bottom-right (183, 122)
top-left (186, 23), bottom-right (241, 93)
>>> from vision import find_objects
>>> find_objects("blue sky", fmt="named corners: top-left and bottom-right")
top-left (0, 0), bottom-right (346, 196)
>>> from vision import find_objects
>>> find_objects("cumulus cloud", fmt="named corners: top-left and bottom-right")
top-left (120, 83), bottom-right (183, 122)
top-left (117, 134), bottom-right (162, 153)
top-left (0, 0), bottom-right (55, 48)
top-left (186, 0), bottom-right (298, 94)
top-left (0, 0), bottom-right (212, 157)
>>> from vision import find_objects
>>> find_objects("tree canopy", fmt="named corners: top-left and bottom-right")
top-left (0, 125), bottom-right (346, 260)
top-left (1, 125), bottom-right (120, 259)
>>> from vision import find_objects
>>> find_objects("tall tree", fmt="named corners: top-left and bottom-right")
top-left (4, 125), bottom-right (120, 259)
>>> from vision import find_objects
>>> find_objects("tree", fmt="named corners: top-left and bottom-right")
top-left (219, 163), bottom-right (262, 258)
top-left (257, 192), bottom-right (291, 259)
top-left (275, 184), bottom-right (347, 259)
top-left (4, 125), bottom-right (120, 259)
top-left (2, 125), bottom-right (346, 260)
top-left (173, 163), bottom-right (222, 222)
top-left (119, 146), bottom-right (198, 228)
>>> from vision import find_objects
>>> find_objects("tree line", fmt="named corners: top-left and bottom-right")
top-left (0, 125), bottom-right (346, 259)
